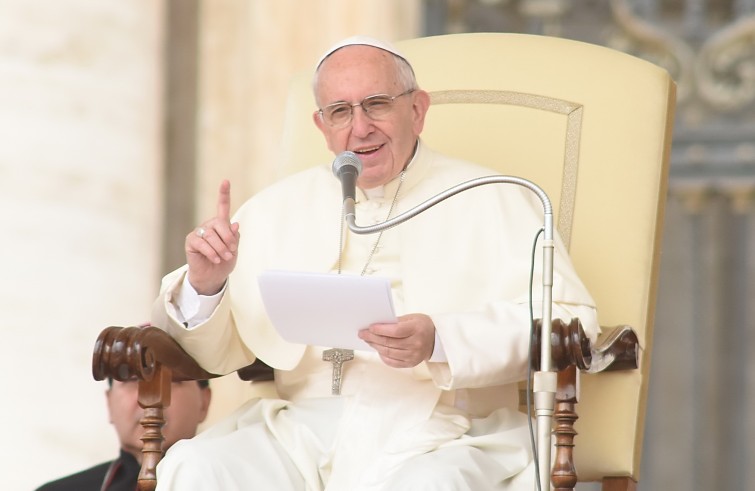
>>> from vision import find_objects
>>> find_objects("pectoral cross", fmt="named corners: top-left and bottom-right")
top-left (322, 348), bottom-right (354, 395)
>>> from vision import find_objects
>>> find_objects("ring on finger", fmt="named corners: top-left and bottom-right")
top-left (196, 227), bottom-right (207, 238)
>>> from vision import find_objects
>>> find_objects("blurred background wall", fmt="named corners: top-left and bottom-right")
top-left (1, 1), bottom-right (164, 488)
top-left (4, 1), bottom-right (754, 490)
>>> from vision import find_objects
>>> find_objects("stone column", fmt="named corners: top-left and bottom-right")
top-left (0, 1), bottom-right (165, 489)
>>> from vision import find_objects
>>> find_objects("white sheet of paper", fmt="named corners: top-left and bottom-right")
top-left (257, 270), bottom-right (397, 351)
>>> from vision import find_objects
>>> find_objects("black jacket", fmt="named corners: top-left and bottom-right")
top-left (36, 450), bottom-right (139, 491)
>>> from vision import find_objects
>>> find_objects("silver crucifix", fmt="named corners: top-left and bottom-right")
top-left (322, 348), bottom-right (354, 395)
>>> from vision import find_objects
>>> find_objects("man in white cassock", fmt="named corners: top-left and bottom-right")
top-left (151, 35), bottom-right (599, 490)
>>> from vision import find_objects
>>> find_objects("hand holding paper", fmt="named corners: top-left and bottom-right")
top-left (358, 312), bottom-right (437, 368)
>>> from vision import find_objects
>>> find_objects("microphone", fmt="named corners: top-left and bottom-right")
top-left (332, 151), bottom-right (362, 221)
top-left (332, 151), bottom-right (362, 202)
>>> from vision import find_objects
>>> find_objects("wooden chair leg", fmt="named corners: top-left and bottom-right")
top-left (552, 365), bottom-right (578, 491)
top-left (136, 365), bottom-right (172, 491)
top-left (602, 476), bottom-right (638, 491)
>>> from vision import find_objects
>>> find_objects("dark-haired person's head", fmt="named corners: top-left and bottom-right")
top-left (107, 377), bottom-right (209, 388)
top-left (106, 378), bottom-right (211, 461)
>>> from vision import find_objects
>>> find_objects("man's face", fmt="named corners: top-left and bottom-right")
top-left (106, 380), bottom-right (211, 459)
top-left (313, 45), bottom-right (430, 189)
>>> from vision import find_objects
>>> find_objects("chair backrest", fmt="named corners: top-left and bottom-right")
top-left (276, 32), bottom-right (675, 483)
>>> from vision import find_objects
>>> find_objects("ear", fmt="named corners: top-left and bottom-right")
top-left (313, 110), bottom-right (326, 134)
top-left (198, 388), bottom-right (212, 423)
top-left (105, 389), bottom-right (114, 424)
top-left (411, 90), bottom-right (431, 136)
top-left (312, 110), bottom-right (336, 153)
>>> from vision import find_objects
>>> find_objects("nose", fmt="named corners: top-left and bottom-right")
top-left (349, 105), bottom-right (374, 137)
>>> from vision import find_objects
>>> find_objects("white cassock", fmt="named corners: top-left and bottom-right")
top-left (152, 141), bottom-right (599, 490)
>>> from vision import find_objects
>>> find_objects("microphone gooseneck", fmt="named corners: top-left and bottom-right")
top-left (332, 165), bottom-right (556, 491)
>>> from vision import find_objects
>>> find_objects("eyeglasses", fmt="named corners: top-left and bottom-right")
top-left (318, 89), bottom-right (415, 128)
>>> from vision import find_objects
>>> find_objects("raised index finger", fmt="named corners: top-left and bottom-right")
top-left (217, 179), bottom-right (232, 221)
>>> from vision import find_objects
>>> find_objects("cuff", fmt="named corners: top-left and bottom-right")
top-left (428, 330), bottom-right (447, 362)
top-left (175, 274), bottom-right (226, 329)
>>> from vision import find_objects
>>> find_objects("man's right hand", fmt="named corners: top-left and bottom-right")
top-left (185, 180), bottom-right (240, 295)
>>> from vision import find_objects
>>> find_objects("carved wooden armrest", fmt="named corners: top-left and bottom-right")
top-left (530, 319), bottom-right (641, 491)
top-left (92, 326), bottom-right (215, 491)
top-left (91, 326), bottom-right (273, 491)
top-left (92, 325), bottom-right (217, 384)
top-left (530, 318), bottom-right (640, 373)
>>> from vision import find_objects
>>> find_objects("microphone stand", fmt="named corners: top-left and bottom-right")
top-left (343, 175), bottom-right (556, 490)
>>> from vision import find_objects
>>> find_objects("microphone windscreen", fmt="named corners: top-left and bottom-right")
top-left (332, 151), bottom-right (362, 178)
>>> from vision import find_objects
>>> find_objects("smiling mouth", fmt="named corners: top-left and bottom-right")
top-left (353, 144), bottom-right (383, 157)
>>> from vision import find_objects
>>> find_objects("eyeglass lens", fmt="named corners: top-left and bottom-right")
top-left (322, 91), bottom-right (412, 127)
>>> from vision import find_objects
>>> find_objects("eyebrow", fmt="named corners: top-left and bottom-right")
top-left (325, 92), bottom-right (392, 105)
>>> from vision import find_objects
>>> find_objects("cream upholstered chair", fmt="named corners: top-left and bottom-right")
top-left (92, 32), bottom-right (675, 491)
top-left (275, 32), bottom-right (676, 490)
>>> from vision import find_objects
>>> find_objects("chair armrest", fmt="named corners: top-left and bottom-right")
top-left (529, 319), bottom-right (641, 491)
top-left (91, 326), bottom-right (273, 491)
top-left (92, 325), bottom-right (218, 384)
top-left (92, 326), bottom-right (218, 491)
top-left (530, 318), bottom-right (640, 373)
top-left (92, 326), bottom-right (273, 491)
top-left (92, 325), bottom-right (275, 383)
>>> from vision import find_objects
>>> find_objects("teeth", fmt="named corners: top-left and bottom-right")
top-left (355, 146), bottom-right (380, 154)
